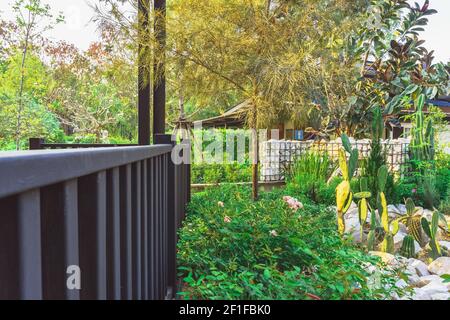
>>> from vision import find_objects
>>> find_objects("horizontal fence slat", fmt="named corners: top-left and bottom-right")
top-left (0, 145), bottom-right (173, 199)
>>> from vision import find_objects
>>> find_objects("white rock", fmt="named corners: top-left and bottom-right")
top-left (398, 222), bottom-right (408, 234)
top-left (344, 216), bottom-right (359, 231)
top-left (350, 229), bottom-right (364, 243)
top-left (421, 282), bottom-right (449, 296)
top-left (420, 209), bottom-right (434, 221)
top-left (395, 279), bottom-right (409, 289)
top-left (407, 273), bottom-right (421, 286)
top-left (410, 288), bottom-right (432, 300)
top-left (348, 202), bottom-right (358, 212)
top-left (394, 231), bottom-right (407, 249)
top-left (408, 259), bottom-right (430, 277)
top-left (388, 204), bottom-right (406, 218)
top-left (416, 275), bottom-right (450, 289)
top-left (368, 251), bottom-right (407, 268)
top-left (414, 241), bottom-right (423, 255)
top-left (428, 257), bottom-right (450, 276)
top-left (439, 241), bottom-right (450, 250)
top-left (362, 262), bottom-right (377, 274)
top-left (431, 293), bottom-right (450, 300)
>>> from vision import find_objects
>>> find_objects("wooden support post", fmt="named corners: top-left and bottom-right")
top-left (29, 138), bottom-right (44, 150)
top-left (153, 0), bottom-right (166, 140)
top-left (138, 0), bottom-right (151, 145)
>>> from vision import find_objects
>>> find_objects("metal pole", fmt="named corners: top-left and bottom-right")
top-left (138, 0), bottom-right (151, 145)
top-left (153, 0), bottom-right (166, 140)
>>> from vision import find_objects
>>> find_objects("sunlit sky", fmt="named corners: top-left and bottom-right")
top-left (0, 0), bottom-right (449, 63)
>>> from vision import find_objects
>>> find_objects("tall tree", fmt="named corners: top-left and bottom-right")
top-left (10, 0), bottom-right (63, 149)
top-left (96, 0), bottom-right (370, 199)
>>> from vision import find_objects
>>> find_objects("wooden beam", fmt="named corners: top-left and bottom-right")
top-left (153, 0), bottom-right (166, 139)
top-left (138, 0), bottom-right (151, 145)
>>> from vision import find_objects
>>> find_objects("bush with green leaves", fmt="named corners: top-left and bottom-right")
top-left (285, 151), bottom-right (337, 205)
top-left (192, 161), bottom-right (252, 184)
top-left (177, 185), bottom-right (403, 300)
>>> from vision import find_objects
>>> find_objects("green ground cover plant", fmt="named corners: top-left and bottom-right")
top-left (177, 185), bottom-right (402, 300)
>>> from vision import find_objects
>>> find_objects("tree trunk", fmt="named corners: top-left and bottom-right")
top-left (251, 100), bottom-right (258, 201)
top-left (15, 37), bottom-right (29, 150)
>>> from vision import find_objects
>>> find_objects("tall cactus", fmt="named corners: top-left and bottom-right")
top-left (336, 134), bottom-right (358, 235)
top-left (410, 94), bottom-right (435, 162)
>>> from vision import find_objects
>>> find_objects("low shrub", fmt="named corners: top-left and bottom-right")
top-left (177, 185), bottom-right (401, 300)
top-left (192, 161), bottom-right (252, 184)
top-left (285, 152), bottom-right (338, 205)
top-left (392, 165), bottom-right (450, 209)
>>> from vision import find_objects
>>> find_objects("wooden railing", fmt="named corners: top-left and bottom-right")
top-left (0, 135), bottom-right (190, 300)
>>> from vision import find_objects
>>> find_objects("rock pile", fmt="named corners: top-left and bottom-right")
top-left (369, 252), bottom-right (450, 300)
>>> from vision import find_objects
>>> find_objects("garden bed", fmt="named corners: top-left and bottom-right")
top-left (176, 185), bottom-right (404, 300)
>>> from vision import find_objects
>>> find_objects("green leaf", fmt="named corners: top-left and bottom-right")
top-left (441, 275), bottom-right (450, 283)
top-left (403, 84), bottom-right (418, 95)
top-left (341, 133), bottom-right (352, 154)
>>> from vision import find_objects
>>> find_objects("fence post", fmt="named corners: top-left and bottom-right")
top-left (154, 134), bottom-right (177, 298)
top-left (29, 138), bottom-right (44, 150)
top-left (181, 138), bottom-right (192, 203)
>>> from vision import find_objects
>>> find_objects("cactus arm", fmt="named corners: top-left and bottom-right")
top-left (338, 212), bottom-right (346, 236)
top-left (348, 149), bottom-right (359, 180)
top-left (381, 233), bottom-right (395, 254)
top-left (391, 219), bottom-right (400, 236)
top-left (338, 148), bottom-right (349, 181)
top-left (358, 198), bottom-right (369, 241)
top-left (421, 217), bottom-right (432, 238)
top-left (379, 192), bottom-right (389, 232)
top-left (360, 177), bottom-right (368, 192)
top-left (336, 181), bottom-right (351, 212)
top-left (406, 198), bottom-right (415, 216)
top-left (410, 216), bottom-right (423, 245)
top-left (367, 230), bottom-right (376, 251)
top-left (377, 165), bottom-right (388, 193)
top-left (341, 133), bottom-right (352, 154)
top-left (400, 235), bottom-right (416, 258)
top-left (422, 213), bottom-right (442, 259)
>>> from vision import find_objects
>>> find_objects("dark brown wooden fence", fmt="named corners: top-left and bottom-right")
top-left (0, 135), bottom-right (190, 300)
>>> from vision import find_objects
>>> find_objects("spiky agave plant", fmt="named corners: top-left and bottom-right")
top-left (336, 134), bottom-right (358, 235)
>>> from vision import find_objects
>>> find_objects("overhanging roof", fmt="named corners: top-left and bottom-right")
top-left (193, 100), bottom-right (251, 128)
